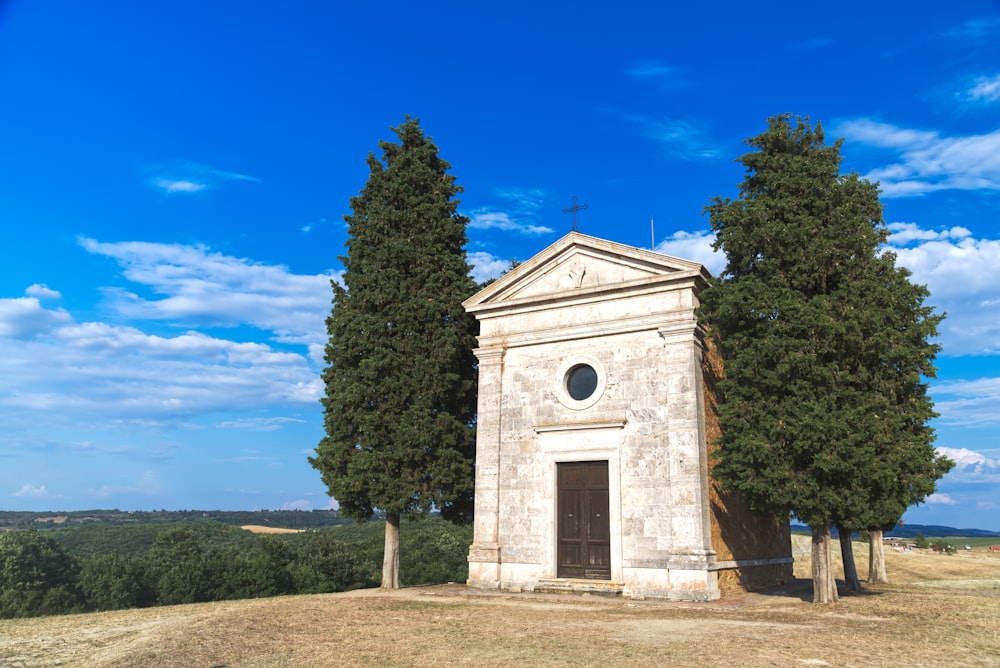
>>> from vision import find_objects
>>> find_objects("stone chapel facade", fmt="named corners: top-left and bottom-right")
top-left (464, 233), bottom-right (792, 601)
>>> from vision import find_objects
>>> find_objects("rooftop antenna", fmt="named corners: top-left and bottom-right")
top-left (651, 215), bottom-right (655, 250)
top-left (561, 195), bottom-right (588, 232)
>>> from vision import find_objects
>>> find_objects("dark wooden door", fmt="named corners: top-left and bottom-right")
top-left (557, 461), bottom-right (611, 580)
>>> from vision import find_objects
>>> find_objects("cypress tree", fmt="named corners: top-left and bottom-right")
top-left (310, 117), bottom-right (478, 588)
top-left (700, 114), bottom-right (947, 603)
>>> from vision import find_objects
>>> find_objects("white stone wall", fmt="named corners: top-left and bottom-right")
top-left (465, 234), bottom-right (720, 600)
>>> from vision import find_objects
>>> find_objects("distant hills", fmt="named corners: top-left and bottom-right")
top-left (792, 523), bottom-right (1000, 538)
top-left (0, 508), bottom-right (349, 532)
top-left (4, 511), bottom-right (997, 539)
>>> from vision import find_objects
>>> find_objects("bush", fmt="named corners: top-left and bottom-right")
top-left (79, 553), bottom-right (155, 611)
top-left (0, 529), bottom-right (85, 618)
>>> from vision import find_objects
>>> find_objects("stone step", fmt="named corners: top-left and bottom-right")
top-left (534, 578), bottom-right (624, 597)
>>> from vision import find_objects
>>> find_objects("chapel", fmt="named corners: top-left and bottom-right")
top-left (463, 232), bottom-right (792, 600)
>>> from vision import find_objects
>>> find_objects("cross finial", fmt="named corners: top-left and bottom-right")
top-left (561, 195), bottom-right (588, 232)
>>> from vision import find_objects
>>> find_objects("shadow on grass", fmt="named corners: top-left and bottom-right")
top-left (744, 577), bottom-right (889, 604)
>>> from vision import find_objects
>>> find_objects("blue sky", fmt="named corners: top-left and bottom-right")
top-left (1, 2), bottom-right (998, 530)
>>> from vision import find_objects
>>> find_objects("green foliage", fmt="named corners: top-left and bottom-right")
top-left (1, 516), bottom-right (472, 618)
top-left (291, 532), bottom-right (370, 593)
top-left (79, 553), bottom-right (155, 611)
top-left (700, 114), bottom-right (948, 534)
top-left (310, 117), bottom-right (479, 525)
top-left (50, 520), bottom-right (258, 558)
top-left (0, 529), bottom-right (84, 618)
top-left (399, 520), bottom-right (472, 585)
top-left (928, 541), bottom-right (956, 554)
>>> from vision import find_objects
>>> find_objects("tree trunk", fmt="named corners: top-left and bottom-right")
top-left (867, 528), bottom-right (889, 584)
top-left (381, 512), bottom-right (400, 589)
top-left (838, 527), bottom-right (861, 592)
top-left (811, 521), bottom-right (839, 604)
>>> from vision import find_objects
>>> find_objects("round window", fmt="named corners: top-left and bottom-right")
top-left (566, 364), bottom-right (598, 401)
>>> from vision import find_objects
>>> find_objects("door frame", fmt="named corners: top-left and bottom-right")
top-left (535, 422), bottom-right (623, 582)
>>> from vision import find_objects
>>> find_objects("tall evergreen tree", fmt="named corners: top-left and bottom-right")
top-left (310, 117), bottom-right (478, 588)
top-left (830, 258), bottom-right (952, 585)
top-left (700, 114), bottom-right (946, 603)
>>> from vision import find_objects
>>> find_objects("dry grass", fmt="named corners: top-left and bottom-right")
top-left (240, 525), bottom-right (304, 535)
top-left (2, 536), bottom-right (998, 667)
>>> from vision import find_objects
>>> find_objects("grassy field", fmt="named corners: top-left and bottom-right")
top-left (1, 536), bottom-right (998, 667)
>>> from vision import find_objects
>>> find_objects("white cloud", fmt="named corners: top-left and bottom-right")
top-left (654, 230), bottom-right (723, 275)
top-left (936, 446), bottom-right (998, 469)
top-left (219, 417), bottom-right (307, 432)
top-left (468, 211), bottom-right (553, 236)
top-left (25, 284), bottom-right (61, 300)
top-left (147, 161), bottom-right (259, 195)
top-left (0, 239), bottom-right (330, 442)
top-left (886, 222), bottom-right (972, 245)
top-left (934, 447), bottom-right (1000, 486)
top-left (467, 251), bottom-right (513, 285)
top-left (967, 74), bottom-right (1000, 103)
top-left (934, 377), bottom-right (1000, 426)
top-left (467, 187), bottom-right (555, 238)
top-left (78, 237), bottom-right (338, 350)
top-left (12, 483), bottom-right (48, 498)
top-left (925, 493), bottom-right (956, 505)
top-left (835, 119), bottom-right (1000, 197)
top-left (154, 178), bottom-right (206, 194)
top-left (885, 225), bottom-right (1000, 356)
top-left (0, 296), bottom-right (73, 338)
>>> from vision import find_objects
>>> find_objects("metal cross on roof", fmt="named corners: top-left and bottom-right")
top-left (561, 195), bottom-right (588, 232)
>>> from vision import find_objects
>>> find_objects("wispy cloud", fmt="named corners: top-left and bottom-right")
top-left (834, 119), bottom-right (1000, 197)
top-left (219, 417), bottom-right (307, 432)
top-left (966, 73), bottom-right (1000, 104)
top-left (468, 211), bottom-right (553, 236)
top-left (934, 377), bottom-right (1000, 426)
top-left (12, 483), bottom-right (48, 498)
top-left (78, 237), bottom-right (339, 356)
top-left (154, 178), bottom-right (207, 194)
top-left (89, 471), bottom-right (162, 499)
top-left (147, 161), bottom-right (259, 195)
top-left (467, 187), bottom-right (555, 237)
top-left (626, 60), bottom-right (676, 80)
top-left (946, 16), bottom-right (1000, 43)
top-left (624, 113), bottom-right (721, 161)
top-left (0, 239), bottom-right (332, 446)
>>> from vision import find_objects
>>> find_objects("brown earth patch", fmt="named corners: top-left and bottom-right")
top-left (1, 537), bottom-right (998, 667)
top-left (240, 525), bottom-right (305, 534)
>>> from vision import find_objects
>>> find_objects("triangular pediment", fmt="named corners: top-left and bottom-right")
top-left (465, 232), bottom-right (708, 312)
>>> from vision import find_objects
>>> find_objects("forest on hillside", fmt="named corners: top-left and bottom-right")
top-left (0, 515), bottom-right (471, 619)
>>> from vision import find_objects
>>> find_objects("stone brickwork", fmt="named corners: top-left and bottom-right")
top-left (464, 233), bottom-right (792, 601)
